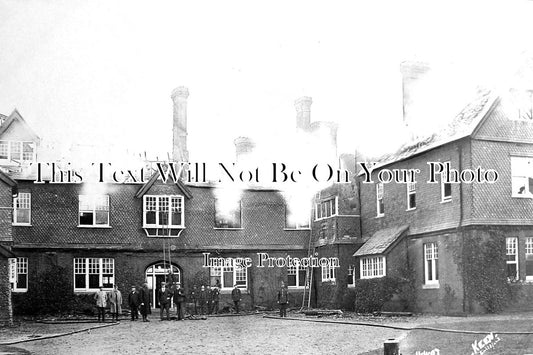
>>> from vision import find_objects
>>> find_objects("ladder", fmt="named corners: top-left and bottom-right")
top-left (300, 229), bottom-right (315, 310)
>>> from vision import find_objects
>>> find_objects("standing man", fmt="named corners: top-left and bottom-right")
top-left (198, 285), bottom-right (207, 315)
top-left (158, 282), bottom-right (172, 321)
top-left (128, 286), bottom-right (140, 321)
top-left (206, 285), bottom-right (213, 315)
top-left (94, 286), bottom-right (107, 322)
top-left (190, 285), bottom-right (198, 315)
top-left (173, 282), bottom-right (186, 320)
top-left (139, 282), bottom-right (151, 322)
top-left (231, 284), bottom-right (242, 314)
top-left (211, 286), bottom-right (220, 315)
top-left (277, 281), bottom-right (289, 318)
top-left (109, 284), bottom-right (123, 322)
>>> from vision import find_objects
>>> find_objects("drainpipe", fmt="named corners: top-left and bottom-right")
top-left (457, 142), bottom-right (466, 313)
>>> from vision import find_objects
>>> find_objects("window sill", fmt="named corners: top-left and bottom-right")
top-left (347, 284), bottom-right (356, 288)
top-left (422, 283), bottom-right (440, 289)
top-left (406, 208), bottom-right (416, 212)
top-left (440, 198), bottom-right (452, 204)
top-left (321, 279), bottom-right (336, 284)
top-left (314, 215), bottom-right (338, 222)
top-left (219, 288), bottom-right (247, 294)
top-left (77, 225), bottom-right (112, 229)
top-left (284, 228), bottom-right (311, 231)
top-left (287, 286), bottom-right (305, 290)
top-left (512, 194), bottom-right (533, 199)
top-left (74, 289), bottom-right (112, 293)
top-left (12, 289), bottom-right (27, 293)
top-left (360, 275), bottom-right (385, 280)
top-left (375, 214), bottom-right (384, 219)
top-left (13, 223), bottom-right (32, 227)
top-left (143, 225), bottom-right (184, 229)
top-left (213, 227), bottom-right (243, 230)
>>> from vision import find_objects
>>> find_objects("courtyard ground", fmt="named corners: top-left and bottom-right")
top-left (1, 312), bottom-right (532, 354)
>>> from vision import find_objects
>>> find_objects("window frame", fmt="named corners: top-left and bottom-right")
top-left (12, 257), bottom-right (28, 292)
top-left (13, 192), bottom-right (31, 225)
top-left (0, 140), bottom-right (36, 162)
top-left (209, 265), bottom-right (248, 290)
top-left (406, 181), bottom-right (416, 210)
top-left (314, 196), bottom-right (338, 221)
top-left (511, 156), bottom-right (533, 198)
top-left (506, 237), bottom-right (519, 282)
top-left (376, 183), bottom-right (384, 217)
top-left (287, 264), bottom-right (307, 288)
top-left (440, 163), bottom-right (452, 202)
top-left (321, 264), bottom-right (337, 283)
top-left (360, 255), bottom-right (386, 279)
top-left (73, 257), bottom-right (115, 292)
top-left (526, 237), bottom-right (533, 282)
top-left (347, 264), bottom-right (356, 288)
top-left (423, 243), bottom-right (439, 287)
top-left (78, 194), bottom-right (110, 227)
top-left (142, 195), bottom-right (184, 228)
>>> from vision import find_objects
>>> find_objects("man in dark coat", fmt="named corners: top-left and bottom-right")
top-left (211, 286), bottom-right (220, 314)
top-left (158, 282), bottom-right (173, 320)
top-left (190, 285), bottom-right (198, 315)
top-left (277, 281), bottom-right (289, 317)
top-left (139, 282), bottom-right (151, 322)
top-left (198, 285), bottom-right (208, 315)
top-left (173, 282), bottom-right (186, 320)
top-left (206, 285), bottom-right (213, 314)
top-left (128, 286), bottom-right (141, 321)
top-left (231, 284), bottom-right (242, 314)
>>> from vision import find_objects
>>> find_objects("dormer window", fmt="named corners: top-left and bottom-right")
top-left (143, 195), bottom-right (184, 228)
top-left (0, 141), bottom-right (36, 162)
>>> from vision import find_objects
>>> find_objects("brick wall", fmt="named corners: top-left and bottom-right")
top-left (359, 141), bottom-right (467, 238)
top-left (13, 180), bottom-right (310, 250)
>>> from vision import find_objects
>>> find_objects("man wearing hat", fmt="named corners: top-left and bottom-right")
top-left (173, 282), bottom-right (186, 320)
top-left (127, 285), bottom-right (140, 321)
top-left (231, 284), bottom-right (242, 314)
top-left (158, 282), bottom-right (172, 320)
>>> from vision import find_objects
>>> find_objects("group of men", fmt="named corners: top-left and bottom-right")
top-left (93, 284), bottom-right (123, 322)
top-left (98, 280), bottom-right (289, 322)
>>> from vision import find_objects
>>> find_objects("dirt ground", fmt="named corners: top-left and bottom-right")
top-left (4, 314), bottom-right (404, 355)
top-left (2, 312), bottom-right (532, 354)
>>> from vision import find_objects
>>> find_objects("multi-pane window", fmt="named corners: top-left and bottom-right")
top-left (143, 195), bottom-right (184, 228)
top-left (73, 258), bottom-right (114, 291)
top-left (441, 164), bottom-right (452, 202)
top-left (12, 257), bottom-right (28, 292)
top-left (360, 256), bottom-right (386, 279)
top-left (287, 265), bottom-right (307, 288)
top-left (210, 265), bottom-right (247, 289)
top-left (424, 243), bottom-right (439, 285)
top-left (315, 197), bottom-right (337, 220)
top-left (506, 237), bottom-right (518, 281)
top-left (79, 195), bottom-right (109, 226)
top-left (13, 192), bottom-right (31, 225)
top-left (0, 141), bottom-right (35, 162)
top-left (526, 237), bottom-right (533, 281)
top-left (376, 183), bottom-right (384, 217)
top-left (407, 182), bottom-right (416, 210)
top-left (511, 157), bottom-right (533, 197)
top-left (214, 199), bottom-right (241, 228)
top-left (321, 264), bottom-right (337, 282)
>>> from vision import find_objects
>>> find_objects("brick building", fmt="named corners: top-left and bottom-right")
top-left (355, 64), bottom-right (533, 313)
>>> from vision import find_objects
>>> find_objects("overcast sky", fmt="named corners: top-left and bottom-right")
top-left (1, 0), bottom-right (532, 164)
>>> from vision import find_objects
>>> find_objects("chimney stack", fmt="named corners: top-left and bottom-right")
top-left (400, 61), bottom-right (430, 129)
top-left (295, 96), bottom-right (313, 131)
top-left (234, 136), bottom-right (255, 161)
top-left (171, 86), bottom-right (189, 162)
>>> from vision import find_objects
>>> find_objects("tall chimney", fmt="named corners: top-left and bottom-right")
top-left (400, 61), bottom-right (430, 129)
top-left (295, 96), bottom-right (312, 131)
top-left (171, 86), bottom-right (189, 162)
top-left (234, 136), bottom-right (255, 161)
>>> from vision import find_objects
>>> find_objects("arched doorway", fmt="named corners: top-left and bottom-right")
top-left (145, 262), bottom-right (181, 308)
